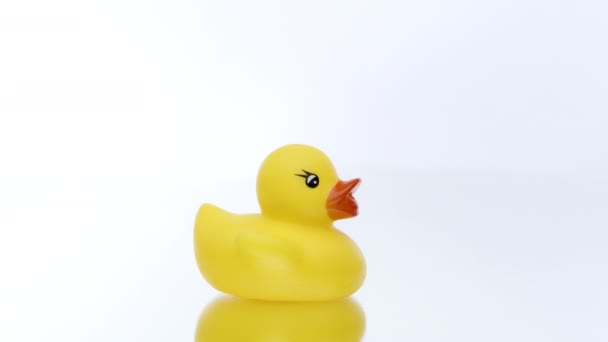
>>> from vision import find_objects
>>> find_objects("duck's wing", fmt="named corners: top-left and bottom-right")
top-left (235, 229), bottom-right (301, 270)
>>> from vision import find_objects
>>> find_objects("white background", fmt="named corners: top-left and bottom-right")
top-left (1, 0), bottom-right (606, 341)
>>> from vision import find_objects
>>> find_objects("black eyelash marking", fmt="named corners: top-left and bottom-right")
top-left (295, 169), bottom-right (313, 178)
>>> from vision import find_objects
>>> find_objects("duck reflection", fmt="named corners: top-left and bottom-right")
top-left (195, 296), bottom-right (366, 341)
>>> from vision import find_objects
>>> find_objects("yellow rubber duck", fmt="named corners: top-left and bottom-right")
top-left (194, 144), bottom-right (366, 301)
top-left (195, 296), bottom-right (366, 342)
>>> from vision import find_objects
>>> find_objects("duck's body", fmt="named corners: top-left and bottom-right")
top-left (194, 144), bottom-right (366, 301)
top-left (194, 204), bottom-right (365, 301)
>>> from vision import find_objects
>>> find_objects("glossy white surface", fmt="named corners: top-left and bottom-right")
top-left (1, 171), bottom-right (606, 341)
top-left (1, 0), bottom-right (607, 341)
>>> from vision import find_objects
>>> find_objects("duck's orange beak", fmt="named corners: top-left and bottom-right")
top-left (327, 178), bottom-right (361, 221)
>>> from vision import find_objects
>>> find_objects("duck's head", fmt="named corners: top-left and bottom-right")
top-left (256, 144), bottom-right (361, 226)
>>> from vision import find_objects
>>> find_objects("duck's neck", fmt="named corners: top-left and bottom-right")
top-left (264, 212), bottom-right (334, 229)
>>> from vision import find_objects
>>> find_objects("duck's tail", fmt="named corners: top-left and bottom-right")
top-left (194, 203), bottom-right (231, 232)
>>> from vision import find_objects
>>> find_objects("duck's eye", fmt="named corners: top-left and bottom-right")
top-left (295, 170), bottom-right (320, 188)
top-left (305, 174), bottom-right (319, 188)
